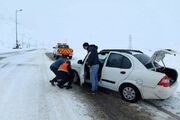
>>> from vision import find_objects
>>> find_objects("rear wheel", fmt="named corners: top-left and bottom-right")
top-left (119, 84), bottom-right (141, 103)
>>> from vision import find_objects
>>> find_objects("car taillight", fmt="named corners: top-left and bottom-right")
top-left (158, 75), bottom-right (170, 87)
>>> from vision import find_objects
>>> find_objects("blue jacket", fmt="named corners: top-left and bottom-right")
top-left (51, 58), bottom-right (65, 69)
top-left (87, 45), bottom-right (99, 66)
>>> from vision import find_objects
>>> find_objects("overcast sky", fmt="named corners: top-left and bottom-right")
top-left (0, 0), bottom-right (180, 55)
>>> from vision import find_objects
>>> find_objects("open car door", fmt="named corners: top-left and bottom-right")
top-left (79, 52), bottom-right (91, 85)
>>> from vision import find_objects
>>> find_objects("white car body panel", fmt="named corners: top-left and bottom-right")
top-left (71, 53), bottom-right (90, 85)
top-left (154, 81), bottom-right (178, 99)
top-left (71, 63), bottom-right (84, 85)
top-left (99, 52), bottom-right (134, 91)
top-left (142, 80), bottom-right (178, 99)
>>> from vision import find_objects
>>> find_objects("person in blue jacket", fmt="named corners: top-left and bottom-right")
top-left (56, 59), bottom-right (74, 89)
top-left (49, 57), bottom-right (65, 86)
top-left (49, 54), bottom-right (74, 89)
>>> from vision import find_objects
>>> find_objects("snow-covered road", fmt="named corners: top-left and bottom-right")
top-left (0, 49), bottom-right (179, 120)
top-left (0, 49), bottom-right (96, 120)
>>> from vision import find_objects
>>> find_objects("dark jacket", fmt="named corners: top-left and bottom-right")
top-left (87, 44), bottom-right (99, 66)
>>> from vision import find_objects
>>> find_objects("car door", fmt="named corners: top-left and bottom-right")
top-left (98, 52), bottom-right (109, 79)
top-left (100, 52), bottom-right (133, 91)
top-left (78, 52), bottom-right (91, 85)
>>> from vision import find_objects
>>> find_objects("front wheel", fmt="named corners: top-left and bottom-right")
top-left (119, 84), bottom-right (141, 103)
top-left (72, 71), bottom-right (80, 85)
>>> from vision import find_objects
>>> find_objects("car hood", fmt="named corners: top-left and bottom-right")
top-left (149, 49), bottom-right (177, 63)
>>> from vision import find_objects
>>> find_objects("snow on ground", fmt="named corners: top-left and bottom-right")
top-left (1, 48), bottom-right (180, 120)
top-left (0, 49), bottom-right (96, 120)
top-left (0, 47), bottom-right (29, 54)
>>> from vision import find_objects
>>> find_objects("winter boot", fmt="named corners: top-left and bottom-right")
top-left (66, 86), bottom-right (72, 89)
top-left (57, 84), bottom-right (64, 89)
top-left (49, 80), bottom-right (55, 86)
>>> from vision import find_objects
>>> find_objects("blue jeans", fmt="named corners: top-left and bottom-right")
top-left (90, 64), bottom-right (99, 92)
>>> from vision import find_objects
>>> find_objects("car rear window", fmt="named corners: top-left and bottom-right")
top-left (134, 54), bottom-right (160, 69)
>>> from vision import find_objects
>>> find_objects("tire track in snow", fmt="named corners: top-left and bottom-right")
top-left (0, 63), bottom-right (9, 68)
top-left (144, 100), bottom-right (180, 120)
top-left (97, 88), bottom-right (179, 120)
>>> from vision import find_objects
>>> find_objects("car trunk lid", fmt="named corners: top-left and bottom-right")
top-left (149, 49), bottom-right (177, 63)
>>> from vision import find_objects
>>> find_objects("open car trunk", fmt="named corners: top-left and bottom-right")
top-left (156, 67), bottom-right (178, 86)
top-left (149, 49), bottom-right (178, 86)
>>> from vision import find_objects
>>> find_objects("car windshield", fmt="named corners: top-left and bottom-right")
top-left (134, 53), bottom-right (160, 69)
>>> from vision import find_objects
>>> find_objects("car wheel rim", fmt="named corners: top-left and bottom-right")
top-left (123, 87), bottom-right (136, 101)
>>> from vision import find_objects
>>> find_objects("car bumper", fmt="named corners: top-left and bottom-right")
top-left (154, 81), bottom-right (178, 99)
top-left (56, 53), bottom-right (73, 56)
top-left (142, 81), bottom-right (178, 99)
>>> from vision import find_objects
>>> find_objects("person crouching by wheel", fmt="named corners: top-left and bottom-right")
top-left (56, 55), bottom-right (74, 89)
top-left (49, 57), bottom-right (65, 86)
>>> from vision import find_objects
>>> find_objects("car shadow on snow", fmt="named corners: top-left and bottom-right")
top-left (146, 93), bottom-right (180, 116)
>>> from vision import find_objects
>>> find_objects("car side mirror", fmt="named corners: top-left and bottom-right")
top-left (77, 60), bottom-right (83, 64)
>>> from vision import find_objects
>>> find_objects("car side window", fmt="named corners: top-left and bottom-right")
top-left (106, 53), bottom-right (122, 68)
top-left (121, 56), bottom-right (132, 69)
top-left (98, 53), bottom-right (108, 64)
top-left (106, 53), bottom-right (132, 69)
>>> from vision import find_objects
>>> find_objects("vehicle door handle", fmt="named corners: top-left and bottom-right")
top-left (120, 71), bottom-right (126, 74)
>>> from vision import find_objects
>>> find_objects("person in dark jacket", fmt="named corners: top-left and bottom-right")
top-left (49, 55), bottom-right (74, 89)
top-left (83, 42), bottom-right (99, 93)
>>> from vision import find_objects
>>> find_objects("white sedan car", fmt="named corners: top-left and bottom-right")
top-left (71, 49), bottom-right (178, 102)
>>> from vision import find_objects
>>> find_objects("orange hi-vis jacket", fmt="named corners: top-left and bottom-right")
top-left (58, 62), bottom-right (69, 72)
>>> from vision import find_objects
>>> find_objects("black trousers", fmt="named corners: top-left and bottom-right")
top-left (56, 70), bottom-right (74, 87)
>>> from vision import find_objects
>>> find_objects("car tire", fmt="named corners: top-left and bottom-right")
top-left (119, 84), bottom-right (141, 103)
top-left (72, 70), bottom-right (80, 85)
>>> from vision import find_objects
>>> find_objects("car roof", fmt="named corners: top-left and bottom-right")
top-left (99, 49), bottom-right (143, 55)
